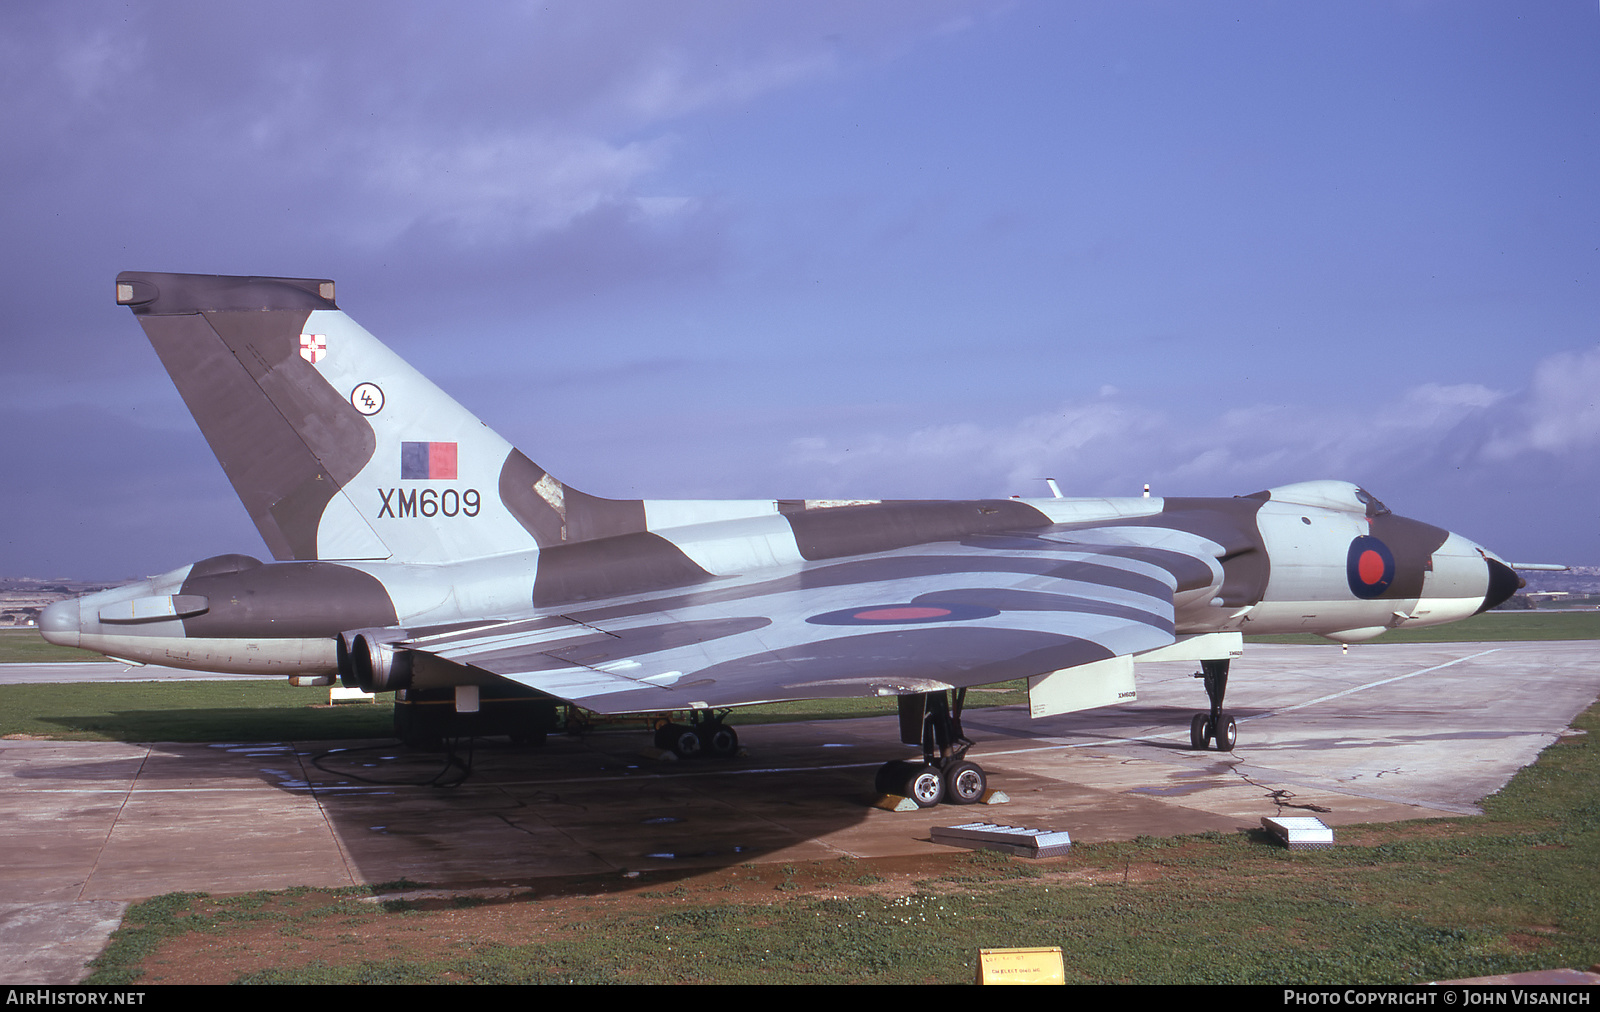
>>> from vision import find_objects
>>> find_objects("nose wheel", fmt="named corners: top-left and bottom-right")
top-left (1189, 658), bottom-right (1237, 752)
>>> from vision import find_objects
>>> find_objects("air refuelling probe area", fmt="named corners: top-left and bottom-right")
top-left (1, 640), bottom-right (1596, 982)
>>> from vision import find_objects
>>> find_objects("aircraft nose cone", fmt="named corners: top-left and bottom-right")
top-left (39, 598), bottom-right (81, 648)
top-left (1478, 556), bottom-right (1522, 614)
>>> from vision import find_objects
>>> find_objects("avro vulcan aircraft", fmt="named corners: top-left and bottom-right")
top-left (42, 272), bottom-right (1523, 807)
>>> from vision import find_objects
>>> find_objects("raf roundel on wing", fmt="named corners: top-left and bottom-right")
top-left (806, 603), bottom-right (1002, 625)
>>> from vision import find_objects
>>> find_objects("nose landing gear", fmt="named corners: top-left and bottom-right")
top-left (1189, 658), bottom-right (1236, 751)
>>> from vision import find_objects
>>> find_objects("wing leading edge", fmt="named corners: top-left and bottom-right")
top-left (399, 527), bottom-right (1221, 714)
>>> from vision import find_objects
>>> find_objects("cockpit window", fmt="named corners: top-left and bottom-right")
top-left (1354, 488), bottom-right (1391, 518)
top-left (1257, 480), bottom-right (1392, 516)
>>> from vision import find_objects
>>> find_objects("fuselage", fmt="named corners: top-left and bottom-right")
top-left (40, 480), bottom-right (1517, 680)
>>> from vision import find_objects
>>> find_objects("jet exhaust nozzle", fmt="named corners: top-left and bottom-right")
top-left (340, 627), bottom-right (413, 693)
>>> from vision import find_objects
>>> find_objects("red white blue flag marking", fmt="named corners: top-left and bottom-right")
top-left (401, 441), bottom-right (458, 480)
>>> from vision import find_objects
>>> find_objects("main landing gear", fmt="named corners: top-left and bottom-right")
top-left (874, 689), bottom-right (989, 808)
top-left (1189, 658), bottom-right (1237, 751)
top-left (654, 709), bottom-right (740, 759)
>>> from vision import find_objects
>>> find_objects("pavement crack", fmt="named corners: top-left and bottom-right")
top-left (78, 746), bottom-right (150, 902)
top-left (1218, 756), bottom-right (1333, 814)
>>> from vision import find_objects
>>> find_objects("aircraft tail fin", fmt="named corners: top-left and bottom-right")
top-left (116, 271), bottom-right (652, 565)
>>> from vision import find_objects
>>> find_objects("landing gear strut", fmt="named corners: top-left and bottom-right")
top-left (1189, 658), bottom-right (1237, 751)
top-left (655, 709), bottom-right (740, 759)
top-left (874, 689), bottom-right (989, 807)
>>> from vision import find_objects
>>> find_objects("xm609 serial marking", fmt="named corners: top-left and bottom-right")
top-left (377, 488), bottom-right (481, 518)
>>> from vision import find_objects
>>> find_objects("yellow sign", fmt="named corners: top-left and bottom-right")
top-left (976, 946), bottom-right (1065, 985)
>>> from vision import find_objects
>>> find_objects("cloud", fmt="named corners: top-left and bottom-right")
top-left (1480, 345), bottom-right (1600, 462)
top-left (361, 130), bottom-right (674, 244)
top-left (780, 346), bottom-right (1599, 501)
top-left (53, 29), bottom-right (139, 105)
top-left (616, 45), bottom-right (838, 122)
top-left (1, 2), bottom-right (1000, 263)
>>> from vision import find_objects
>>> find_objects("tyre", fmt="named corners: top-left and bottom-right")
top-left (700, 723), bottom-right (739, 758)
top-left (875, 760), bottom-right (917, 795)
top-left (904, 765), bottom-right (945, 808)
top-left (942, 761), bottom-right (987, 805)
top-left (1214, 714), bottom-right (1237, 752)
top-left (655, 723), bottom-right (701, 757)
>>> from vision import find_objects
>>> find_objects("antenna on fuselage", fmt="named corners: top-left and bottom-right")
top-left (1041, 478), bottom-right (1063, 499)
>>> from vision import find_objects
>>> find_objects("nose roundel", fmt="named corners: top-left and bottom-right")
top-left (1346, 536), bottom-right (1395, 599)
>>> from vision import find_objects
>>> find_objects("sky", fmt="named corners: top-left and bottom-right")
top-left (3, 1), bottom-right (1598, 580)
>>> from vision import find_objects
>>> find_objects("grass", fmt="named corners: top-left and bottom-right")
top-left (0, 681), bottom-right (395, 742)
top-left (712, 683), bottom-right (1030, 725)
top-left (85, 700), bottom-right (1600, 984)
top-left (1, 608), bottom-right (1589, 743)
top-left (0, 628), bottom-right (104, 663)
top-left (25, 593), bottom-right (1596, 982)
top-left (1246, 609), bottom-right (1600, 644)
top-left (8, 611), bottom-right (1596, 668)
top-left (0, 679), bottom-right (1027, 743)
top-left (0, 620), bottom-right (1012, 740)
